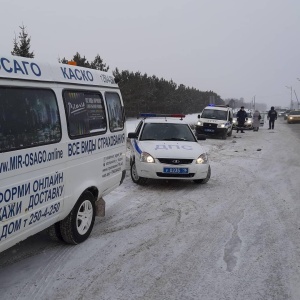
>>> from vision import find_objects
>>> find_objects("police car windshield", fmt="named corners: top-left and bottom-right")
top-left (140, 123), bottom-right (195, 141)
top-left (201, 109), bottom-right (227, 120)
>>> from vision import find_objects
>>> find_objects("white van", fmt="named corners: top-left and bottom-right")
top-left (0, 54), bottom-right (126, 252)
top-left (195, 105), bottom-right (233, 139)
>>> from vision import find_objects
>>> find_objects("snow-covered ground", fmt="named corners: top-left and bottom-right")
top-left (1, 117), bottom-right (300, 300)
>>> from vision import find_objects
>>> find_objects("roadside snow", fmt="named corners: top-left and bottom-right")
top-left (1, 118), bottom-right (300, 300)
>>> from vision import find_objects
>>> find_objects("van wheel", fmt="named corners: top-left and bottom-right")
top-left (222, 131), bottom-right (227, 140)
top-left (48, 222), bottom-right (64, 242)
top-left (131, 161), bottom-right (147, 185)
top-left (193, 166), bottom-right (211, 184)
top-left (227, 128), bottom-right (232, 137)
top-left (60, 191), bottom-right (96, 244)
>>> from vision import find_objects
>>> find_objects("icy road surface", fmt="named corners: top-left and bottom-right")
top-left (1, 118), bottom-right (300, 300)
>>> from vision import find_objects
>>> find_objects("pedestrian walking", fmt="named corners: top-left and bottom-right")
top-left (267, 106), bottom-right (277, 129)
top-left (236, 106), bottom-right (248, 133)
top-left (252, 110), bottom-right (261, 131)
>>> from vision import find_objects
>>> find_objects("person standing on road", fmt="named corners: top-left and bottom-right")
top-left (236, 106), bottom-right (248, 133)
top-left (252, 110), bottom-right (261, 131)
top-left (267, 106), bottom-right (277, 129)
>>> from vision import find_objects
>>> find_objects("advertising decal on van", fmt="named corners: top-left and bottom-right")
top-left (0, 171), bottom-right (64, 242)
top-left (0, 55), bottom-right (117, 88)
top-left (0, 57), bottom-right (41, 77)
top-left (0, 148), bottom-right (63, 174)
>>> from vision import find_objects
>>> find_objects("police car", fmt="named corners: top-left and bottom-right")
top-left (232, 109), bottom-right (253, 130)
top-left (128, 114), bottom-right (211, 185)
top-left (195, 105), bottom-right (233, 139)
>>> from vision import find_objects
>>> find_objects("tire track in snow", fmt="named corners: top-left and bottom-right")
top-left (223, 209), bottom-right (244, 272)
top-left (15, 246), bottom-right (78, 300)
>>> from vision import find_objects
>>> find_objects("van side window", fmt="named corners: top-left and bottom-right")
top-left (63, 91), bottom-right (107, 138)
top-left (0, 87), bottom-right (61, 153)
top-left (105, 92), bottom-right (124, 132)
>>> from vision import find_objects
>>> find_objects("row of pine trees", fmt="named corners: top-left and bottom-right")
top-left (11, 25), bottom-right (224, 117)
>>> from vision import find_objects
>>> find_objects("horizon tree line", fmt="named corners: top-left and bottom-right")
top-left (10, 24), bottom-right (229, 117)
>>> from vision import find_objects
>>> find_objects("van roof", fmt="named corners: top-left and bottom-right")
top-left (203, 105), bottom-right (232, 111)
top-left (0, 54), bottom-right (118, 88)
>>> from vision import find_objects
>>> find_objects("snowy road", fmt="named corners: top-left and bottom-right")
top-left (1, 118), bottom-right (300, 300)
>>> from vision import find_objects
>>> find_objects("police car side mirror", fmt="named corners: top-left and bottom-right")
top-left (198, 114), bottom-right (201, 118)
top-left (128, 132), bottom-right (138, 139)
top-left (229, 117), bottom-right (233, 122)
top-left (196, 134), bottom-right (206, 140)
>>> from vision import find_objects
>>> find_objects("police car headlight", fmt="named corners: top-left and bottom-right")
top-left (247, 120), bottom-right (252, 124)
top-left (196, 153), bottom-right (208, 164)
top-left (233, 120), bottom-right (236, 123)
top-left (197, 121), bottom-right (202, 126)
top-left (140, 152), bottom-right (155, 163)
top-left (217, 123), bottom-right (226, 128)
top-left (289, 117), bottom-right (293, 119)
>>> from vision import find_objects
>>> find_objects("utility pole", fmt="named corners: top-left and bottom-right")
top-left (294, 90), bottom-right (299, 109)
top-left (251, 96), bottom-right (255, 110)
top-left (285, 86), bottom-right (293, 109)
top-left (290, 87), bottom-right (293, 109)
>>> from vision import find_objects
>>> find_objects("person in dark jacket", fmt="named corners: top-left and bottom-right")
top-left (236, 106), bottom-right (248, 133)
top-left (267, 106), bottom-right (277, 129)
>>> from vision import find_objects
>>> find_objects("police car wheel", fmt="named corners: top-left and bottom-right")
top-left (131, 161), bottom-right (147, 185)
top-left (193, 166), bottom-right (211, 184)
top-left (60, 191), bottom-right (96, 244)
top-left (48, 222), bottom-right (64, 242)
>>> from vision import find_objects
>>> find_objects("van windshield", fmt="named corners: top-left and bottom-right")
top-left (201, 109), bottom-right (227, 120)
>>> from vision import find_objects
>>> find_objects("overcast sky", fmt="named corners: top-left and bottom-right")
top-left (1, 0), bottom-right (300, 108)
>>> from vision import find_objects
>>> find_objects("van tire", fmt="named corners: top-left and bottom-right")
top-left (60, 191), bottom-right (96, 244)
top-left (222, 131), bottom-right (227, 140)
top-left (48, 222), bottom-right (64, 242)
top-left (131, 161), bottom-right (147, 185)
top-left (193, 166), bottom-right (211, 184)
top-left (227, 128), bottom-right (232, 137)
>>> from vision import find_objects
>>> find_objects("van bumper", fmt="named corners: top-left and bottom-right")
top-left (196, 126), bottom-right (227, 136)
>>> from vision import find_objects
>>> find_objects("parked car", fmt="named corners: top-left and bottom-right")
top-left (287, 110), bottom-right (300, 123)
top-left (284, 110), bottom-right (291, 120)
top-left (232, 111), bottom-right (253, 130)
top-left (260, 113), bottom-right (267, 126)
top-left (278, 109), bottom-right (287, 117)
top-left (128, 114), bottom-right (211, 185)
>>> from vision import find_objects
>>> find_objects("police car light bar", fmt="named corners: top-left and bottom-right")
top-left (208, 104), bottom-right (228, 108)
top-left (140, 113), bottom-right (185, 118)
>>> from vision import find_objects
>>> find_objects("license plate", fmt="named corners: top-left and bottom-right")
top-left (163, 167), bottom-right (189, 174)
top-left (204, 128), bottom-right (214, 132)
